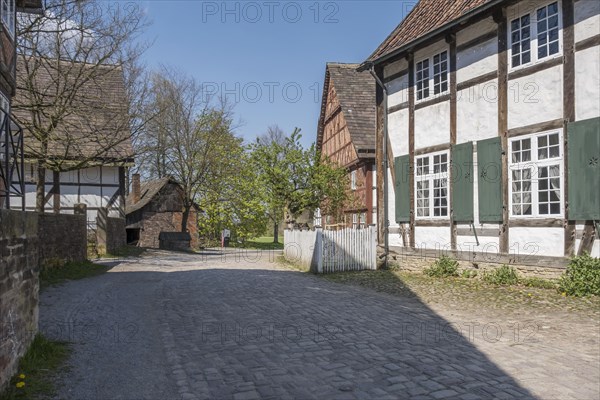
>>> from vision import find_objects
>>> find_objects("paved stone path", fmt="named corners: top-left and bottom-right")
top-left (40, 249), bottom-right (599, 399)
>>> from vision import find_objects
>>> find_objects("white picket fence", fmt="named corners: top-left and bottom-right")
top-left (284, 227), bottom-right (377, 273)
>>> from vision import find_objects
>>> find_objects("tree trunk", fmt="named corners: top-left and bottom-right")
top-left (181, 203), bottom-right (191, 232)
top-left (273, 222), bottom-right (279, 243)
top-left (36, 160), bottom-right (46, 213)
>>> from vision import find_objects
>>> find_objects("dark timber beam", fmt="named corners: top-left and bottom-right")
top-left (495, 8), bottom-right (509, 254)
top-left (408, 54), bottom-right (416, 249)
top-left (563, 0), bottom-right (576, 256)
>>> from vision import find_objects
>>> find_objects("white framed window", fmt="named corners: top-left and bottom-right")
top-left (509, 130), bottom-right (563, 217)
top-left (509, 1), bottom-right (562, 69)
top-left (415, 151), bottom-right (449, 218)
top-left (352, 213), bottom-right (358, 229)
top-left (351, 170), bottom-right (357, 190)
top-left (415, 50), bottom-right (449, 101)
top-left (1, 0), bottom-right (15, 38)
top-left (359, 212), bottom-right (366, 228)
top-left (416, 58), bottom-right (429, 101)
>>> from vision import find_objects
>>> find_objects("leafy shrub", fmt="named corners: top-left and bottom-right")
top-left (461, 269), bottom-right (478, 279)
top-left (521, 277), bottom-right (557, 289)
top-left (558, 253), bottom-right (600, 297)
top-left (424, 256), bottom-right (459, 277)
top-left (483, 265), bottom-right (519, 285)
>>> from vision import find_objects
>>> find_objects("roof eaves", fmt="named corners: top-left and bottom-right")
top-left (359, 0), bottom-right (505, 71)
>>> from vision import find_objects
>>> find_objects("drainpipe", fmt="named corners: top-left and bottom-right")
top-left (369, 65), bottom-right (389, 269)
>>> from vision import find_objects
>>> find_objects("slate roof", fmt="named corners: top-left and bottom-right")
top-left (367, 0), bottom-right (496, 63)
top-left (125, 177), bottom-right (172, 215)
top-left (317, 63), bottom-right (376, 157)
top-left (12, 56), bottom-right (134, 165)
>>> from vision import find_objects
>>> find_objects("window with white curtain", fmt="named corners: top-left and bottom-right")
top-left (509, 131), bottom-right (563, 217)
top-left (415, 151), bottom-right (449, 218)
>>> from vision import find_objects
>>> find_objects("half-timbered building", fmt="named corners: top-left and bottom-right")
top-left (10, 56), bottom-right (133, 222)
top-left (317, 63), bottom-right (377, 228)
top-left (0, 0), bottom-right (42, 208)
top-left (361, 0), bottom-right (599, 267)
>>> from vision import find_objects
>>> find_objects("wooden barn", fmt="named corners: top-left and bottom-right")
top-left (316, 63), bottom-right (377, 228)
top-left (125, 175), bottom-right (200, 249)
top-left (361, 0), bottom-right (600, 270)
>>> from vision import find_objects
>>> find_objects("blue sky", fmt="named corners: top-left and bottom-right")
top-left (138, 1), bottom-right (415, 146)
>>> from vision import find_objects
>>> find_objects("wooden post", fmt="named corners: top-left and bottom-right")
top-left (118, 166), bottom-right (126, 219)
top-left (408, 54), bottom-right (416, 248)
top-left (563, 0), bottom-right (576, 256)
top-left (53, 170), bottom-right (60, 214)
top-left (495, 8), bottom-right (509, 254)
top-left (375, 65), bottom-right (386, 244)
top-left (448, 34), bottom-right (458, 251)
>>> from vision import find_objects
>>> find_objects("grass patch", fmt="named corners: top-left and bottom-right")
top-left (98, 245), bottom-right (147, 259)
top-left (423, 256), bottom-right (459, 277)
top-left (40, 260), bottom-right (110, 289)
top-left (0, 334), bottom-right (70, 400)
top-left (482, 265), bottom-right (520, 285)
top-left (320, 268), bottom-right (600, 315)
top-left (275, 255), bottom-right (310, 272)
top-left (235, 236), bottom-right (283, 250)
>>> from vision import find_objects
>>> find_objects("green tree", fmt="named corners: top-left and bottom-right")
top-left (197, 144), bottom-right (268, 244)
top-left (251, 128), bottom-right (348, 233)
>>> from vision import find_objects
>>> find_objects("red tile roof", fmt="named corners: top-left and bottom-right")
top-left (368, 0), bottom-right (495, 63)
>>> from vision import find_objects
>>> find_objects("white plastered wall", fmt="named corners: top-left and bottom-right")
top-left (507, 64), bottom-right (563, 129)
top-left (574, 0), bottom-right (600, 43)
top-left (414, 227), bottom-right (451, 250)
top-left (574, 46), bottom-right (600, 121)
top-left (456, 17), bottom-right (498, 83)
top-left (388, 74), bottom-right (409, 109)
top-left (415, 102), bottom-right (451, 148)
top-left (383, 58), bottom-right (408, 79)
top-left (510, 227), bottom-right (565, 258)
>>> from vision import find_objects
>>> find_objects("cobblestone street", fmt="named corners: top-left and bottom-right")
top-left (40, 249), bottom-right (600, 399)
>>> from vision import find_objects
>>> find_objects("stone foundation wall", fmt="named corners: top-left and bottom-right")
top-left (38, 213), bottom-right (87, 266)
top-left (388, 247), bottom-right (566, 280)
top-left (0, 210), bottom-right (39, 391)
top-left (96, 209), bottom-right (126, 255)
top-left (139, 211), bottom-right (199, 249)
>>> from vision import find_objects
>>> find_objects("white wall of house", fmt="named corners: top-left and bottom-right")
top-left (20, 164), bottom-right (123, 222)
top-left (383, 0), bottom-right (600, 258)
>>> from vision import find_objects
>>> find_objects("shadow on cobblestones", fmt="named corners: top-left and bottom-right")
top-left (37, 251), bottom-right (549, 400)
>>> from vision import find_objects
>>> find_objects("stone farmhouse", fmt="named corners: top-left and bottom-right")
top-left (359, 0), bottom-right (599, 265)
top-left (125, 175), bottom-right (200, 249)
top-left (10, 56), bottom-right (133, 223)
top-left (316, 63), bottom-right (377, 229)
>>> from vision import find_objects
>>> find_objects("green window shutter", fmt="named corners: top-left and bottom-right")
top-left (477, 137), bottom-right (503, 223)
top-left (394, 155), bottom-right (410, 223)
top-left (568, 117), bottom-right (600, 220)
top-left (451, 142), bottom-right (474, 222)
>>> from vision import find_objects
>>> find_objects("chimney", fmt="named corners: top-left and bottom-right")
top-left (132, 173), bottom-right (141, 204)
